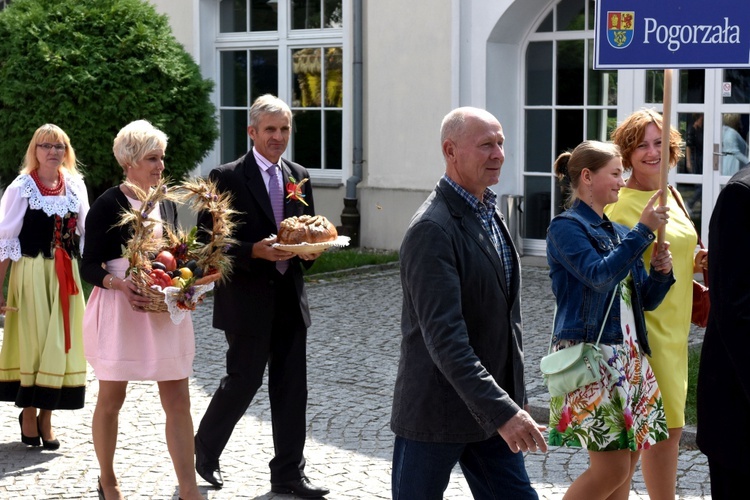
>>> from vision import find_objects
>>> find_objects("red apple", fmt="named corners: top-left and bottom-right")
top-left (155, 250), bottom-right (177, 272)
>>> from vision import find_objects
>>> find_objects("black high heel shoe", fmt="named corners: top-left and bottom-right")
top-left (18, 412), bottom-right (41, 447)
top-left (37, 417), bottom-right (60, 450)
top-left (97, 477), bottom-right (105, 500)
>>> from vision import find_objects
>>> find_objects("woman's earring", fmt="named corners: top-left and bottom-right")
top-left (588, 185), bottom-right (594, 208)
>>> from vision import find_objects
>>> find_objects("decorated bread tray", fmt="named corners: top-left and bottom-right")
top-left (273, 235), bottom-right (351, 254)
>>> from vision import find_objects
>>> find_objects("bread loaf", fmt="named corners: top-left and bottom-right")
top-left (277, 215), bottom-right (338, 244)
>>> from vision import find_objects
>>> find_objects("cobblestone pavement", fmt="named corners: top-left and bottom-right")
top-left (0, 261), bottom-right (711, 499)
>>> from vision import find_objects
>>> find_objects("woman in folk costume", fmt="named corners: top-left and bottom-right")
top-left (0, 124), bottom-right (89, 450)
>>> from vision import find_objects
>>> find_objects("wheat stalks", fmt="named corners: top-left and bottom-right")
top-left (118, 179), bottom-right (176, 274)
top-left (119, 176), bottom-right (237, 303)
top-left (172, 178), bottom-right (237, 282)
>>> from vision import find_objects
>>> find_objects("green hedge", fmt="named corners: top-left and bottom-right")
top-left (0, 0), bottom-right (218, 199)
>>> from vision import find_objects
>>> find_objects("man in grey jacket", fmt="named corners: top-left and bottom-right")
top-left (391, 107), bottom-right (546, 499)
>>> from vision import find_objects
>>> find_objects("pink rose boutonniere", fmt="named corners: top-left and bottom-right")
top-left (285, 176), bottom-right (309, 206)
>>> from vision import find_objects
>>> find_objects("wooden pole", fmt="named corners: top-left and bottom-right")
top-left (658, 69), bottom-right (673, 247)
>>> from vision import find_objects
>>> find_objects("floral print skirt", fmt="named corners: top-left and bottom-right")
top-left (548, 279), bottom-right (668, 451)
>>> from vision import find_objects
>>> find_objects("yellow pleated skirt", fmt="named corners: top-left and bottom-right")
top-left (0, 254), bottom-right (86, 409)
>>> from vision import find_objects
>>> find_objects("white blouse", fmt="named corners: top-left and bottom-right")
top-left (0, 173), bottom-right (89, 261)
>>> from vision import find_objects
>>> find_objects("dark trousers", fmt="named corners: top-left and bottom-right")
top-left (392, 434), bottom-right (538, 500)
top-left (196, 274), bottom-right (309, 482)
top-left (708, 457), bottom-right (745, 500)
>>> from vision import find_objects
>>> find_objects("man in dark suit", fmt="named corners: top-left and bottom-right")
top-left (391, 107), bottom-right (546, 499)
top-left (194, 94), bottom-right (329, 498)
top-left (697, 164), bottom-right (750, 499)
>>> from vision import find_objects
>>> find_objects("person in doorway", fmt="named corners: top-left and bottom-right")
top-left (0, 124), bottom-right (88, 451)
top-left (81, 120), bottom-right (202, 500)
top-left (685, 113), bottom-right (704, 175)
top-left (391, 106), bottom-right (546, 499)
top-left (685, 113), bottom-right (704, 210)
top-left (606, 109), bottom-right (707, 500)
top-left (696, 164), bottom-right (750, 499)
top-left (193, 94), bottom-right (329, 498)
top-left (720, 113), bottom-right (749, 176)
top-left (547, 140), bottom-right (673, 499)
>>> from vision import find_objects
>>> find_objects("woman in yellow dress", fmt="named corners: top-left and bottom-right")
top-left (606, 109), bottom-right (708, 500)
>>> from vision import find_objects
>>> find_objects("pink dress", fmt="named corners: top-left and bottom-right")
top-left (82, 199), bottom-right (195, 381)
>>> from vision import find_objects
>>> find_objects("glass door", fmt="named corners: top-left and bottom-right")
top-left (673, 70), bottom-right (707, 239)
top-left (673, 69), bottom-right (750, 240)
top-left (711, 70), bottom-right (750, 211)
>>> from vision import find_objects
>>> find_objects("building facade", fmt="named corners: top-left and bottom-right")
top-left (151, 0), bottom-right (749, 254)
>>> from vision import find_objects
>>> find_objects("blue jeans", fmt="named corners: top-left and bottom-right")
top-left (392, 434), bottom-right (538, 500)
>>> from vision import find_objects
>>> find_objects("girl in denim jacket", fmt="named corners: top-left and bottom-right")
top-left (546, 141), bottom-right (675, 500)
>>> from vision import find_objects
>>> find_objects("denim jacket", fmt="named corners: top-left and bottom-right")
top-left (546, 201), bottom-right (675, 355)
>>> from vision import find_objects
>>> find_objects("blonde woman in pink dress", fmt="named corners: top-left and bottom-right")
top-left (81, 120), bottom-right (202, 500)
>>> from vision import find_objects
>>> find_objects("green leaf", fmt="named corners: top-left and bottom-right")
top-left (0, 0), bottom-right (218, 198)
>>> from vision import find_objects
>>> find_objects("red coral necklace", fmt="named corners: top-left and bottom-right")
top-left (31, 169), bottom-right (65, 196)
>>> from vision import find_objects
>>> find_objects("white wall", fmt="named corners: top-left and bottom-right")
top-left (364, 0), bottom-right (453, 192)
top-left (149, 0), bottom-right (199, 60)
top-left (359, 0), bottom-right (454, 249)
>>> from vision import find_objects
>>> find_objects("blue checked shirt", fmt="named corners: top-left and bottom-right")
top-left (442, 175), bottom-right (514, 289)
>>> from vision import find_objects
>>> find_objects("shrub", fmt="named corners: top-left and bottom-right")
top-left (0, 0), bottom-right (218, 199)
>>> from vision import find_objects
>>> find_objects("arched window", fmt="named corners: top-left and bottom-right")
top-left (522, 0), bottom-right (617, 249)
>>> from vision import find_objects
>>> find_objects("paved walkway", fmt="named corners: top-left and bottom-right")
top-left (0, 261), bottom-right (711, 498)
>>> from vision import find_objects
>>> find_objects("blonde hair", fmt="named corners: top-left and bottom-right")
top-left (113, 120), bottom-right (168, 174)
top-left (723, 113), bottom-right (742, 131)
top-left (610, 109), bottom-right (682, 170)
top-left (554, 141), bottom-right (621, 208)
top-left (21, 124), bottom-right (82, 177)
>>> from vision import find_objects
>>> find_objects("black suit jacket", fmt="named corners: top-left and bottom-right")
top-left (697, 166), bottom-right (750, 469)
top-left (199, 152), bottom-right (316, 332)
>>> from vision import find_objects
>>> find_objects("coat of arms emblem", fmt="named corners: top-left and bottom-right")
top-left (607, 11), bottom-right (635, 49)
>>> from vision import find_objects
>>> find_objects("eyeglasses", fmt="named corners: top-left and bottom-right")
top-left (37, 143), bottom-right (67, 152)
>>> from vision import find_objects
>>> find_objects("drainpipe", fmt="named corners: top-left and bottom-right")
top-left (339, 0), bottom-right (362, 247)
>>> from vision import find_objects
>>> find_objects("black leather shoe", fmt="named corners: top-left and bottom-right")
top-left (18, 412), bottom-right (41, 447)
top-left (38, 417), bottom-right (60, 450)
top-left (195, 440), bottom-right (223, 488)
top-left (271, 477), bottom-right (329, 498)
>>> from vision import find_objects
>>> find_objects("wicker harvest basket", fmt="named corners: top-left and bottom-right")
top-left (129, 266), bottom-right (223, 314)
top-left (121, 178), bottom-right (236, 315)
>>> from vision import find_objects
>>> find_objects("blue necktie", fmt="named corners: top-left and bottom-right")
top-left (269, 165), bottom-right (289, 273)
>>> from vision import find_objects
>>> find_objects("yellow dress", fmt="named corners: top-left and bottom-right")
top-left (605, 187), bottom-right (696, 428)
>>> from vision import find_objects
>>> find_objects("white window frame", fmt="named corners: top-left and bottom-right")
top-left (520, 0), bottom-right (616, 256)
top-left (198, 0), bottom-right (350, 185)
